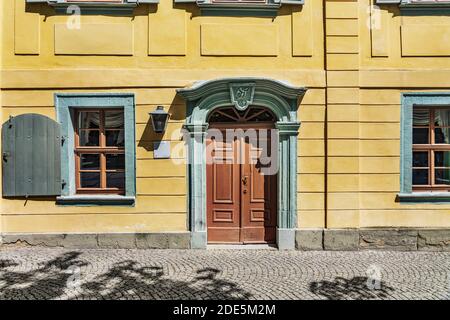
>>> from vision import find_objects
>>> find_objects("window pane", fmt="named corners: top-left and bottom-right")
top-left (208, 107), bottom-right (238, 123)
top-left (80, 172), bottom-right (100, 188)
top-left (107, 172), bottom-right (125, 189)
top-left (105, 111), bottom-right (124, 129)
top-left (106, 154), bottom-right (125, 170)
top-left (412, 169), bottom-right (428, 185)
top-left (435, 169), bottom-right (450, 185)
top-left (257, 111), bottom-right (276, 122)
top-left (434, 109), bottom-right (450, 127)
top-left (413, 152), bottom-right (428, 167)
top-left (434, 128), bottom-right (450, 144)
top-left (106, 130), bottom-right (124, 147)
top-left (78, 112), bottom-right (100, 129)
top-left (80, 154), bottom-right (100, 170)
top-left (435, 151), bottom-right (450, 167)
top-left (413, 109), bottom-right (429, 126)
top-left (413, 128), bottom-right (429, 144)
top-left (79, 130), bottom-right (99, 146)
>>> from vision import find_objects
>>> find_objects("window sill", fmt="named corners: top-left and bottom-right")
top-left (397, 192), bottom-right (450, 204)
top-left (26, 0), bottom-right (159, 15)
top-left (174, 0), bottom-right (305, 17)
top-left (56, 195), bottom-right (135, 206)
top-left (376, 1), bottom-right (450, 15)
top-left (400, 5), bottom-right (450, 15)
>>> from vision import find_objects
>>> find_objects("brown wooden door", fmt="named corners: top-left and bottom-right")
top-left (206, 134), bottom-right (241, 243)
top-left (241, 130), bottom-right (277, 243)
top-left (207, 127), bottom-right (277, 244)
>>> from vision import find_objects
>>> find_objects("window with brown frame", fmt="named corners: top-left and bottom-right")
top-left (74, 109), bottom-right (125, 195)
top-left (412, 107), bottom-right (450, 191)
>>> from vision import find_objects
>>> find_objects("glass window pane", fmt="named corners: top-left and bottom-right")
top-left (413, 109), bottom-right (429, 126)
top-left (413, 152), bottom-right (428, 167)
top-left (241, 108), bottom-right (260, 120)
top-left (106, 130), bottom-right (124, 147)
top-left (413, 128), bottom-right (429, 144)
top-left (79, 130), bottom-right (99, 146)
top-left (435, 169), bottom-right (450, 185)
top-left (434, 109), bottom-right (450, 127)
top-left (80, 172), bottom-right (100, 188)
top-left (80, 154), bottom-right (100, 170)
top-left (434, 128), bottom-right (450, 144)
top-left (257, 111), bottom-right (276, 122)
top-left (78, 112), bottom-right (100, 129)
top-left (412, 169), bottom-right (428, 185)
top-left (106, 154), bottom-right (125, 170)
top-left (107, 172), bottom-right (125, 189)
top-left (105, 111), bottom-right (124, 129)
top-left (435, 151), bottom-right (450, 167)
top-left (209, 112), bottom-right (231, 123)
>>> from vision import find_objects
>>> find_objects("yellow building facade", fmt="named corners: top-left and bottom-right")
top-left (0, 0), bottom-right (449, 250)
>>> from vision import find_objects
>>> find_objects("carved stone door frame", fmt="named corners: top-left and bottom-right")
top-left (177, 78), bottom-right (307, 250)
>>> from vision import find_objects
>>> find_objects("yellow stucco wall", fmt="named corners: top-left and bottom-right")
top-left (0, 0), bottom-right (3, 235)
top-left (0, 0), bottom-right (449, 234)
top-left (0, 0), bottom-right (326, 233)
top-left (325, 0), bottom-right (450, 229)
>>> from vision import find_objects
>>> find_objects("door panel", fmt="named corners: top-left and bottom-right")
top-left (213, 163), bottom-right (234, 204)
top-left (207, 127), bottom-right (277, 244)
top-left (207, 134), bottom-right (241, 243)
top-left (241, 131), bottom-right (277, 244)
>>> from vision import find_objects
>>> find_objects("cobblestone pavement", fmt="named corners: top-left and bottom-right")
top-left (0, 246), bottom-right (449, 300)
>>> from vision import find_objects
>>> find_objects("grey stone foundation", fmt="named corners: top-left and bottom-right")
top-left (277, 228), bottom-right (296, 250)
top-left (0, 232), bottom-right (191, 249)
top-left (1, 229), bottom-right (448, 251)
top-left (296, 228), bottom-right (450, 251)
top-left (295, 228), bottom-right (323, 251)
top-left (190, 231), bottom-right (207, 249)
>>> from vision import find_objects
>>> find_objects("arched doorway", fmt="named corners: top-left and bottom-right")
top-left (206, 106), bottom-right (278, 244)
top-left (177, 78), bottom-right (307, 249)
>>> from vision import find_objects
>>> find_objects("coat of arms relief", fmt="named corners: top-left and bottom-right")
top-left (229, 83), bottom-right (256, 111)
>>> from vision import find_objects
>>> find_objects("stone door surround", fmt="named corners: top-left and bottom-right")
top-left (177, 78), bottom-right (307, 249)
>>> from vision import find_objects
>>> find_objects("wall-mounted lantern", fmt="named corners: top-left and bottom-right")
top-left (149, 106), bottom-right (170, 134)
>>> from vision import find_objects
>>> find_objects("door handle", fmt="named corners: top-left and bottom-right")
top-left (242, 176), bottom-right (248, 186)
top-left (2, 152), bottom-right (10, 162)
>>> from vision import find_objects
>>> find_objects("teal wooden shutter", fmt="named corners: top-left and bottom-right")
top-left (2, 114), bottom-right (61, 197)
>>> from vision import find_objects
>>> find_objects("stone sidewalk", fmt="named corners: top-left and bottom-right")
top-left (0, 246), bottom-right (448, 300)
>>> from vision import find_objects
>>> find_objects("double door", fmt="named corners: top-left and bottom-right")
top-left (206, 127), bottom-right (277, 244)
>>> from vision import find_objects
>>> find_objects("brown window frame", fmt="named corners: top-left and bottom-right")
top-left (413, 107), bottom-right (450, 192)
top-left (74, 108), bottom-right (125, 195)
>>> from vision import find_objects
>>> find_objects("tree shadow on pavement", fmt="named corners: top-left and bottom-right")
top-left (0, 252), bottom-right (89, 300)
top-left (81, 262), bottom-right (251, 300)
top-left (309, 276), bottom-right (395, 300)
top-left (0, 252), bottom-right (251, 300)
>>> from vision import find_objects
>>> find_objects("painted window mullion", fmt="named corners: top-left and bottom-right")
top-left (430, 109), bottom-right (435, 186)
top-left (99, 110), bottom-right (104, 190)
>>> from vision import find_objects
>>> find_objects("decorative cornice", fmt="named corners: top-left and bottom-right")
top-left (183, 123), bottom-right (209, 133)
top-left (276, 122), bottom-right (301, 135)
top-left (177, 77), bottom-right (307, 103)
